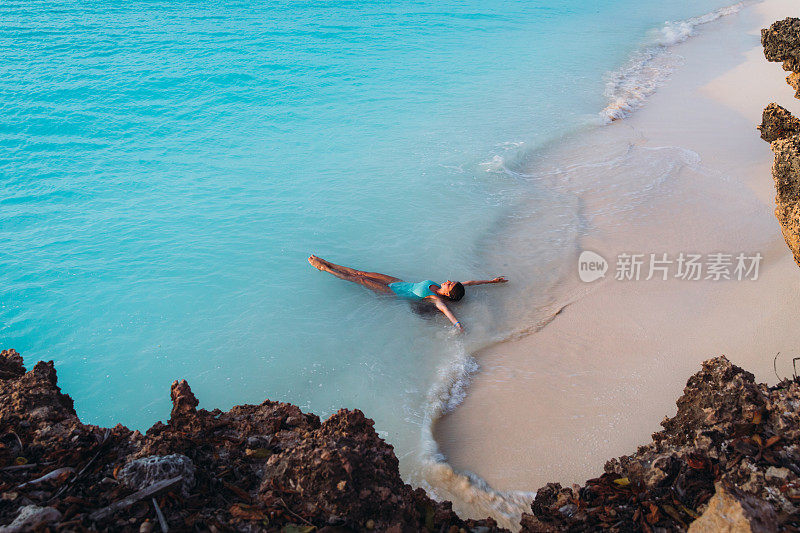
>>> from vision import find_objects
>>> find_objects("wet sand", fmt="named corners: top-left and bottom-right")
top-left (433, 0), bottom-right (800, 517)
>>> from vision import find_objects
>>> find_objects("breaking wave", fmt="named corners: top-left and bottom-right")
top-left (602, 2), bottom-right (744, 121)
top-left (419, 344), bottom-right (536, 530)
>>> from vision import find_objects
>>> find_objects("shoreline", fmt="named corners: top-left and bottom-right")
top-left (5, 348), bottom-right (800, 531)
top-left (428, 0), bottom-right (800, 526)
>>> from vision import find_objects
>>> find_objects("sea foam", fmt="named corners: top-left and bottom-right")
top-left (602, 2), bottom-right (744, 122)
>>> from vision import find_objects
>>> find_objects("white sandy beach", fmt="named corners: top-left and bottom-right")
top-left (431, 0), bottom-right (800, 525)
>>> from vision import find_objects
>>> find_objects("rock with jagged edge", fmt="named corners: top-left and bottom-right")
top-left (0, 348), bottom-right (503, 532)
top-left (762, 17), bottom-right (800, 98)
top-left (520, 357), bottom-right (800, 531)
top-left (688, 482), bottom-right (777, 533)
top-left (761, 18), bottom-right (800, 267)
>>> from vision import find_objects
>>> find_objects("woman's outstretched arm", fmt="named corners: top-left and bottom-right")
top-left (462, 276), bottom-right (508, 286)
top-left (434, 298), bottom-right (463, 331)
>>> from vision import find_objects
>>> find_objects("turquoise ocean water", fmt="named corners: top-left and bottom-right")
top-left (2, 0), bottom-right (738, 495)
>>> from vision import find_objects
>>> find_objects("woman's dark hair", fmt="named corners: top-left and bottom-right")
top-left (448, 282), bottom-right (465, 301)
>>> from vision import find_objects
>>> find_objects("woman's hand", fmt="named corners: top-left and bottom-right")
top-left (454, 321), bottom-right (464, 333)
top-left (491, 276), bottom-right (508, 283)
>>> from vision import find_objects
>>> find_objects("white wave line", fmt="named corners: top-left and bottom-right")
top-left (602, 2), bottom-right (745, 122)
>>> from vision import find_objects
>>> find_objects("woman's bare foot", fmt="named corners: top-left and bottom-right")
top-left (308, 255), bottom-right (325, 271)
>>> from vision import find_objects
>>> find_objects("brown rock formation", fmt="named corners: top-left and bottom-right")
top-left (765, 129), bottom-right (800, 267)
top-left (687, 483), bottom-right (777, 533)
top-left (0, 350), bottom-right (24, 380)
top-left (759, 102), bottom-right (800, 143)
top-left (4, 349), bottom-right (800, 531)
top-left (519, 357), bottom-right (800, 531)
top-left (168, 379), bottom-right (199, 422)
top-left (760, 18), bottom-right (800, 267)
top-left (762, 17), bottom-right (800, 98)
top-left (0, 349), bottom-right (502, 532)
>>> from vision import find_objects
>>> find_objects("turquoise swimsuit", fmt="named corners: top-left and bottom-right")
top-left (388, 280), bottom-right (439, 300)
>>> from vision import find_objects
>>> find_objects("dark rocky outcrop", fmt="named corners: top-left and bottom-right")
top-left (759, 102), bottom-right (800, 144)
top-left (0, 349), bottom-right (502, 532)
top-left (687, 483), bottom-right (777, 533)
top-left (4, 349), bottom-right (800, 532)
top-left (519, 356), bottom-right (800, 532)
top-left (760, 18), bottom-right (800, 267)
top-left (762, 17), bottom-right (800, 99)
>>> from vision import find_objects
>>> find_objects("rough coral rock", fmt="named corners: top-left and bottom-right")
top-left (6, 344), bottom-right (800, 532)
top-left (768, 132), bottom-right (800, 267)
top-left (0, 349), bottom-right (502, 532)
top-left (0, 505), bottom-right (62, 533)
top-left (759, 102), bottom-right (800, 143)
top-left (4, 347), bottom-right (798, 531)
top-left (519, 356), bottom-right (800, 531)
top-left (168, 379), bottom-right (198, 423)
top-left (687, 483), bottom-right (777, 533)
top-left (0, 350), bottom-right (24, 381)
top-left (762, 17), bottom-right (800, 97)
top-left (116, 454), bottom-right (196, 496)
top-left (761, 18), bottom-right (800, 267)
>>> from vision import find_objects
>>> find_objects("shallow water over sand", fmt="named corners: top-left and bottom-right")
top-left (431, 0), bottom-right (800, 527)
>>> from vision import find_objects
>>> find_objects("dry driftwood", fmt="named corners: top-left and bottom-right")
top-left (88, 476), bottom-right (182, 522)
top-left (152, 497), bottom-right (168, 533)
top-left (17, 467), bottom-right (75, 489)
top-left (0, 464), bottom-right (39, 472)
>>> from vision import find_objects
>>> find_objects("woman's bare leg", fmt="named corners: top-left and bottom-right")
top-left (308, 255), bottom-right (398, 294)
top-left (308, 255), bottom-right (359, 277)
top-left (358, 270), bottom-right (402, 285)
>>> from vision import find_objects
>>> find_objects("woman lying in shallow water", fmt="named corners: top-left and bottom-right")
top-left (308, 255), bottom-right (507, 332)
